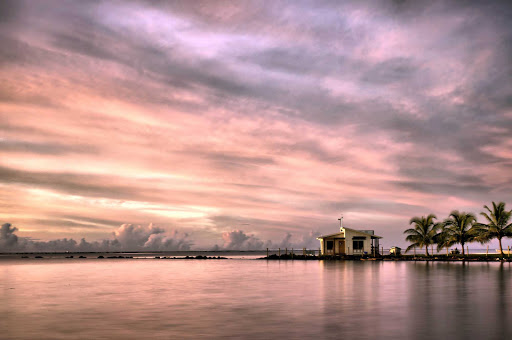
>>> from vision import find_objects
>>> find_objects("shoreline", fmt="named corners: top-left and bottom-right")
top-left (2, 251), bottom-right (511, 262)
top-left (263, 254), bottom-right (512, 262)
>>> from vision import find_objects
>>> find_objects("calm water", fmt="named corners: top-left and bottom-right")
top-left (1, 258), bottom-right (511, 340)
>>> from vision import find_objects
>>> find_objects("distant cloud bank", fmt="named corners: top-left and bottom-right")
top-left (0, 222), bottom-right (321, 252)
top-left (213, 229), bottom-right (321, 251)
top-left (0, 223), bottom-right (192, 252)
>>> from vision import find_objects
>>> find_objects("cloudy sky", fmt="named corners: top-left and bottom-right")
top-left (1, 0), bottom-right (512, 250)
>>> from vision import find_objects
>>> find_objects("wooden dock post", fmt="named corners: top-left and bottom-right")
top-left (303, 248), bottom-right (306, 256)
top-left (318, 247), bottom-right (321, 257)
top-left (486, 245), bottom-right (489, 256)
top-left (381, 246), bottom-right (383, 256)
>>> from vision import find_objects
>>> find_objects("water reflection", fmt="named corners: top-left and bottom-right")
top-left (407, 261), bottom-right (512, 340)
top-left (1, 259), bottom-right (511, 339)
top-left (496, 263), bottom-right (510, 340)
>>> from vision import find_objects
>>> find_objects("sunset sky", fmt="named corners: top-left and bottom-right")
top-left (1, 1), bottom-right (512, 250)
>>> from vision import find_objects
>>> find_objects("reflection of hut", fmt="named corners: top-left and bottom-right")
top-left (317, 227), bottom-right (382, 256)
top-left (389, 246), bottom-right (401, 255)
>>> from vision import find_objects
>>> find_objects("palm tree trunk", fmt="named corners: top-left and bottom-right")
top-left (461, 242), bottom-right (465, 256)
top-left (425, 246), bottom-right (429, 256)
top-left (498, 237), bottom-right (504, 257)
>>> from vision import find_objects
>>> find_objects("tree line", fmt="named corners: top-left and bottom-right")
top-left (404, 201), bottom-right (512, 257)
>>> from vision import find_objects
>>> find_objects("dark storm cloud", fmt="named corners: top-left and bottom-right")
top-left (361, 58), bottom-right (419, 85)
top-left (239, 46), bottom-right (345, 76)
top-left (0, 165), bottom-right (229, 209)
top-left (386, 114), bottom-right (500, 163)
top-left (320, 198), bottom-right (427, 215)
top-left (52, 31), bottom-right (120, 63)
top-left (0, 1), bottom-right (356, 124)
top-left (50, 29), bottom-right (252, 99)
top-left (187, 150), bottom-right (275, 169)
top-left (0, 165), bottom-right (143, 200)
top-left (0, 140), bottom-right (97, 155)
top-left (0, 0), bottom-right (20, 24)
top-left (0, 3), bottom-right (426, 129)
top-left (393, 181), bottom-right (492, 198)
top-left (277, 139), bottom-right (348, 163)
top-left (0, 35), bottom-right (53, 68)
top-left (0, 164), bottom-right (290, 211)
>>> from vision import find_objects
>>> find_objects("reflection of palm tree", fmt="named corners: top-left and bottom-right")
top-left (439, 211), bottom-right (480, 256)
top-left (404, 214), bottom-right (441, 256)
top-left (496, 262), bottom-right (510, 337)
top-left (476, 202), bottom-right (512, 257)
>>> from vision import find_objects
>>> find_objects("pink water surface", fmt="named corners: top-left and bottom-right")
top-left (1, 259), bottom-right (511, 339)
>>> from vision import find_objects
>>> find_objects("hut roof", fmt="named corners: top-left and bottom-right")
top-left (317, 227), bottom-right (382, 240)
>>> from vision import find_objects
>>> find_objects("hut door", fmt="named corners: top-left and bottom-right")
top-left (339, 240), bottom-right (346, 255)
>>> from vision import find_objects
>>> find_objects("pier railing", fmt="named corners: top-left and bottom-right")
top-left (264, 248), bottom-right (383, 257)
top-left (264, 246), bottom-right (511, 258)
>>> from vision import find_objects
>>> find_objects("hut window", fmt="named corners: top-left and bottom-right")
top-left (326, 240), bottom-right (334, 250)
top-left (353, 240), bottom-right (364, 250)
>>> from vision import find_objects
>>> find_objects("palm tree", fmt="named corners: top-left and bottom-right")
top-left (476, 202), bottom-right (512, 257)
top-left (439, 211), bottom-right (480, 256)
top-left (404, 214), bottom-right (441, 256)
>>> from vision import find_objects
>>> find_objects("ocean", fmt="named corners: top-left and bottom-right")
top-left (1, 255), bottom-right (511, 339)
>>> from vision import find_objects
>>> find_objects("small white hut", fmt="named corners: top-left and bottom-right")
top-left (317, 227), bottom-right (382, 256)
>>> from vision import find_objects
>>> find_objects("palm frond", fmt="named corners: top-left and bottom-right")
top-left (405, 243), bottom-right (419, 253)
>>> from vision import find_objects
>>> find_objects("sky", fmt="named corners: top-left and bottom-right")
top-left (1, 0), bottom-right (512, 251)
